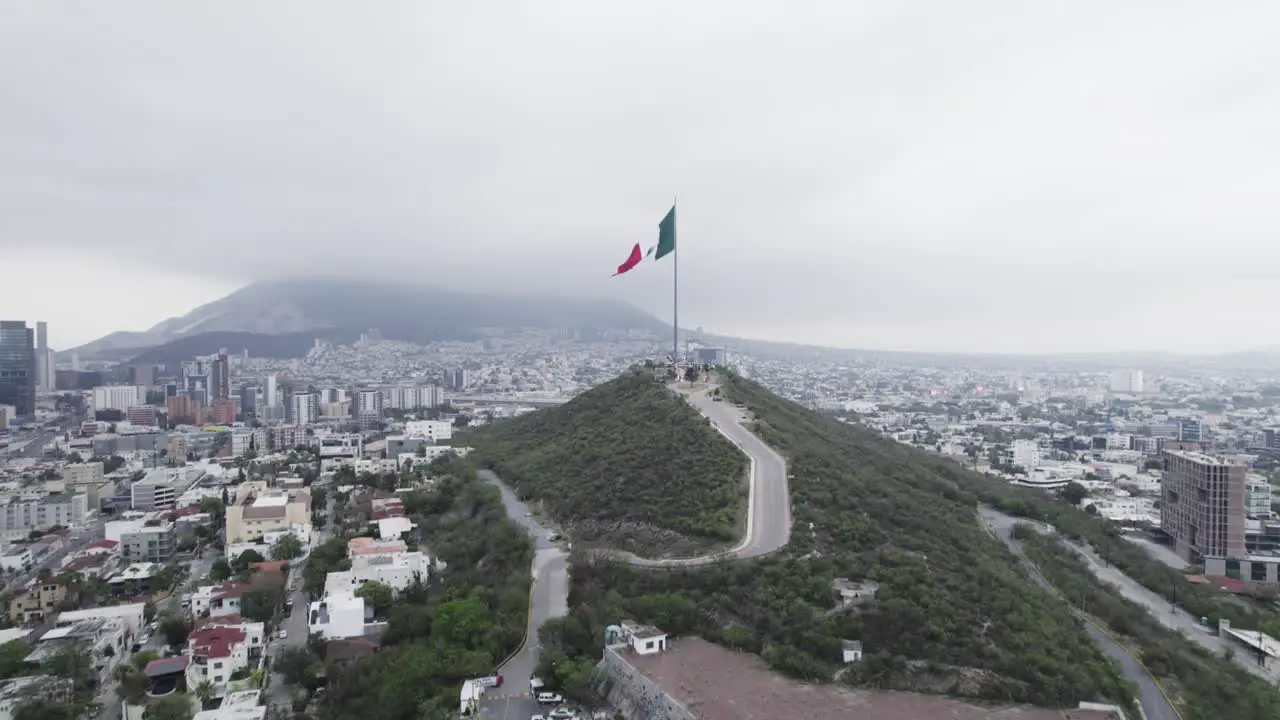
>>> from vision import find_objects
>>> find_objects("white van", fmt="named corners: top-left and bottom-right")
top-left (536, 692), bottom-right (564, 704)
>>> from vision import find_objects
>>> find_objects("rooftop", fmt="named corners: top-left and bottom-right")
top-left (618, 637), bottom-right (1117, 720)
top-left (188, 625), bottom-right (247, 659)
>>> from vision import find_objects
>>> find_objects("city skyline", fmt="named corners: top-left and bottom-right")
top-left (5, 3), bottom-right (1280, 354)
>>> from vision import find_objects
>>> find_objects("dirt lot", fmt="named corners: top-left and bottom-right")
top-left (624, 638), bottom-right (1119, 720)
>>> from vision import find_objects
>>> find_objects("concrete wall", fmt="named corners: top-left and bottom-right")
top-left (597, 646), bottom-right (696, 720)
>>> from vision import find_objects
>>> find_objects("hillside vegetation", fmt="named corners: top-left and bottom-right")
top-left (318, 456), bottom-right (533, 720)
top-left (1017, 529), bottom-right (1280, 720)
top-left (538, 373), bottom-right (1137, 713)
top-left (467, 371), bottom-right (747, 557)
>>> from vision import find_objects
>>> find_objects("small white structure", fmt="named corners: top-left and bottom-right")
top-left (831, 578), bottom-right (879, 606)
top-left (618, 620), bottom-right (667, 655)
top-left (841, 640), bottom-right (863, 663)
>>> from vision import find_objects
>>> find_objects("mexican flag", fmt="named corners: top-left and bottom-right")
top-left (612, 205), bottom-right (676, 276)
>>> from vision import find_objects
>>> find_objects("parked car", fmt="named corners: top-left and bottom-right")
top-left (536, 692), bottom-right (563, 705)
top-left (548, 708), bottom-right (576, 720)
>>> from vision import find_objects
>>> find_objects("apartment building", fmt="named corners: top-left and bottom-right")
top-left (130, 467), bottom-right (204, 511)
top-left (91, 385), bottom-right (145, 412)
top-left (0, 493), bottom-right (90, 539)
top-left (225, 481), bottom-right (310, 544)
top-left (1161, 449), bottom-right (1246, 562)
top-left (118, 520), bottom-right (176, 564)
top-left (8, 580), bottom-right (68, 624)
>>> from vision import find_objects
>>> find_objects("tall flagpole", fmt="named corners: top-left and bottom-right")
top-left (672, 196), bottom-right (679, 365)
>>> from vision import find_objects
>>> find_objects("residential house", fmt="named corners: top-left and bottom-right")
top-left (0, 676), bottom-right (70, 719)
top-left (190, 582), bottom-right (252, 618)
top-left (193, 689), bottom-right (266, 720)
top-left (185, 619), bottom-right (265, 699)
top-left (7, 580), bottom-right (68, 624)
top-left (107, 563), bottom-right (162, 597)
top-left (308, 590), bottom-right (371, 640)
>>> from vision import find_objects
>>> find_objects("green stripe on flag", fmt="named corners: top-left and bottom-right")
top-left (655, 205), bottom-right (676, 260)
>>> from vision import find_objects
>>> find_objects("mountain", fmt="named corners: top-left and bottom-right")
top-left (465, 370), bottom-right (747, 557)
top-left (65, 277), bottom-right (667, 361)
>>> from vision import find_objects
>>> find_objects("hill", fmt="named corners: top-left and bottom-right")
top-left (66, 276), bottom-right (668, 359)
top-left (126, 330), bottom-right (361, 365)
top-left (535, 372), bottom-right (1138, 713)
top-left (466, 371), bottom-right (748, 557)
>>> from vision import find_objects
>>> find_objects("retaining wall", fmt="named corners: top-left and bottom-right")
top-left (597, 646), bottom-right (697, 720)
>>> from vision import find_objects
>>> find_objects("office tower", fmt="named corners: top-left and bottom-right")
top-left (1160, 449), bottom-right (1246, 562)
top-left (265, 375), bottom-right (278, 407)
top-left (0, 321), bottom-right (36, 418)
top-left (1108, 369), bottom-right (1144, 394)
top-left (209, 350), bottom-right (231, 400)
top-left (240, 386), bottom-right (260, 418)
top-left (444, 368), bottom-right (468, 392)
top-left (35, 321), bottom-right (52, 390)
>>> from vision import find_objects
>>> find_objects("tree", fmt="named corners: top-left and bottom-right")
top-left (0, 640), bottom-right (31, 680)
top-left (1059, 481), bottom-right (1089, 506)
top-left (143, 693), bottom-right (195, 720)
top-left (194, 680), bottom-right (214, 706)
top-left (230, 549), bottom-right (266, 573)
top-left (159, 614), bottom-right (191, 647)
top-left (115, 663), bottom-right (149, 704)
top-left (354, 581), bottom-right (394, 618)
top-left (209, 558), bottom-right (232, 582)
top-left (274, 646), bottom-right (321, 691)
top-left (271, 534), bottom-right (304, 561)
top-left (144, 601), bottom-right (158, 623)
top-left (240, 587), bottom-right (282, 623)
top-left (14, 699), bottom-right (77, 720)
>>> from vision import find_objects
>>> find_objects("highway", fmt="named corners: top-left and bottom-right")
top-left (476, 380), bottom-right (792, 719)
top-left (980, 507), bottom-right (1180, 720)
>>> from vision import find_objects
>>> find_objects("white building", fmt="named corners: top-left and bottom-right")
top-left (185, 620), bottom-right (266, 699)
top-left (289, 392), bottom-right (319, 425)
top-left (382, 386), bottom-right (442, 411)
top-left (403, 420), bottom-right (452, 443)
top-left (308, 590), bottom-right (368, 640)
top-left (193, 690), bottom-right (265, 720)
top-left (324, 551), bottom-right (429, 596)
top-left (1012, 439), bottom-right (1041, 472)
top-left (1109, 370), bottom-right (1144, 394)
top-left (190, 582), bottom-right (252, 618)
top-left (1247, 479), bottom-right (1273, 519)
top-left (92, 385), bottom-right (146, 413)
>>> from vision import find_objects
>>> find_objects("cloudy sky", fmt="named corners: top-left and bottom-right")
top-left (2, 1), bottom-right (1277, 354)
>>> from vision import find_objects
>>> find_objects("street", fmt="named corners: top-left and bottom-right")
top-left (478, 470), bottom-right (569, 720)
top-left (980, 507), bottom-right (1180, 720)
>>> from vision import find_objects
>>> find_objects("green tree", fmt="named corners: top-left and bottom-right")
top-left (143, 693), bottom-right (195, 720)
top-left (230, 549), bottom-right (266, 573)
top-left (0, 640), bottom-right (31, 679)
top-left (158, 614), bottom-right (191, 647)
top-left (209, 558), bottom-right (232, 582)
top-left (271, 534), bottom-right (304, 561)
top-left (353, 581), bottom-right (394, 618)
top-left (240, 587), bottom-right (282, 622)
top-left (1059, 481), bottom-right (1089, 506)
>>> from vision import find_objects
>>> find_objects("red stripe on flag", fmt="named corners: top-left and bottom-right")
top-left (613, 243), bottom-right (643, 276)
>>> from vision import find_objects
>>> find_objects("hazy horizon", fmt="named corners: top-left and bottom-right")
top-left (5, 2), bottom-right (1279, 354)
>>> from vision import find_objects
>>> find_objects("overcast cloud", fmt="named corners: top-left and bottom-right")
top-left (2, 1), bottom-right (1278, 353)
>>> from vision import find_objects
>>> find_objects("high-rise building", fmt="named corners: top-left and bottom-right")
top-left (0, 321), bottom-right (36, 418)
top-left (265, 375), bottom-right (278, 408)
top-left (444, 369), bottom-right (468, 392)
top-left (288, 391), bottom-right (319, 425)
top-left (1160, 449), bottom-right (1246, 562)
top-left (210, 351), bottom-right (230, 400)
top-left (35, 321), bottom-right (53, 391)
top-left (1108, 369), bottom-right (1144, 394)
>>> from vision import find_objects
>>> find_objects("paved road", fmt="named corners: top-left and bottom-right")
top-left (267, 490), bottom-right (336, 713)
top-left (97, 552), bottom-right (218, 720)
top-left (476, 380), bottom-right (792, 719)
top-left (980, 508), bottom-right (1179, 720)
top-left (478, 470), bottom-right (569, 720)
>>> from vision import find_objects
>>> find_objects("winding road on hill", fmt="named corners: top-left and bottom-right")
top-left (477, 381), bottom-right (792, 718)
top-left (980, 507), bottom-right (1180, 720)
